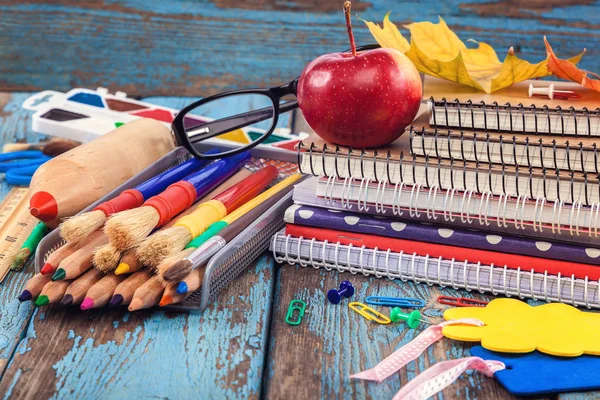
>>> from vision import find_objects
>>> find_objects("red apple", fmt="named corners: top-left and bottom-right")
top-left (297, 3), bottom-right (422, 148)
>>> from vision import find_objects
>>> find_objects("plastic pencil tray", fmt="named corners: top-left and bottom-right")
top-left (35, 141), bottom-right (299, 311)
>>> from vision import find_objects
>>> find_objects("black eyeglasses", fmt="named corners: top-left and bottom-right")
top-left (172, 44), bottom-right (381, 159)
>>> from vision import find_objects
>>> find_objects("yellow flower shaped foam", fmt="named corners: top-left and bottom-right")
top-left (443, 298), bottom-right (600, 357)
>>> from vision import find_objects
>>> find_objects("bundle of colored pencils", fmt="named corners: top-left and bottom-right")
top-left (19, 153), bottom-right (302, 311)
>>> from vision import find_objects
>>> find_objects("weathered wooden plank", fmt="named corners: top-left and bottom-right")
top-left (0, 254), bottom-right (276, 399)
top-left (0, 0), bottom-right (598, 97)
top-left (264, 264), bottom-right (520, 400)
top-left (0, 92), bottom-right (49, 377)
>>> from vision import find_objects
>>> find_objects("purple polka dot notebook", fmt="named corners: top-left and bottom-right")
top-left (284, 205), bottom-right (600, 266)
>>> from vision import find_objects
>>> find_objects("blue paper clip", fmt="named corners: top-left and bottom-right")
top-left (365, 296), bottom-right (426, 308)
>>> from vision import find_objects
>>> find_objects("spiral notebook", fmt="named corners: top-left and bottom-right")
top-left (293, 176), bottom-right (600, 245)
top-left (284, 205), bottom-right (600, 266)
top-left (270, 231), bottom-right (600, 309)
top-left (423, 77), bottom-right (600, 136)
top-left (412, 77), bottom-right (600, 173)
top-left (285, 224), bottom-right (600, 280)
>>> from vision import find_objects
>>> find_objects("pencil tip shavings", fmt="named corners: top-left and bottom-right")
top-left (471, 346), bottom-right (600, 396)
top-left (443, 298), bottom-right (600, 356)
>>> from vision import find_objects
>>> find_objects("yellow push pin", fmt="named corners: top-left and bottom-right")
top-left (390, 307), bottom-right (434, 329)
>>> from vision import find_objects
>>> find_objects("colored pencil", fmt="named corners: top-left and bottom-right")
top-left (158, 283), bottom-right (186, 307)
top-left (59, 150), bottom-right (217, 244)
top-left (114, 249), bottom-right (143, 275)
top-left (113, 169), bottom-right (254, 276)
top-left (61, 267), bottom-right (105, 306)
top-left (128, 276), bottom-right (165, 311)
top-left (40, 241), bottom-right (78, 275)
top-left (175, 265), bottom-right (206, 295)
top-left (109, 269), bottom-right (154, 307)
top-left (52, 230), bottom-right (108, 280)
top-left (137, 166), bottom-right (278, 268)
top-left (10, 222), bottom-right (48, 271)
top-left (81, 274), bottom-right (127, 310)
top-left (35, 280), bottom-right (71, 306)
top-left (29, 119), bottom-right (175, 229)
top-left (162, 173), bottom-right (302, 281)
top-left (104, 151), bottom-right (250, 251)
top-left (18, 272), bottom-right (52, 302)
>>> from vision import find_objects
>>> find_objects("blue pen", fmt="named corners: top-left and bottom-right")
top-left (141, 150), bottom-right (251, 227)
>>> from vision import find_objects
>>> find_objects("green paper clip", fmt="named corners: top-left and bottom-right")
top-left (285, 300), bottom-right (306, 326)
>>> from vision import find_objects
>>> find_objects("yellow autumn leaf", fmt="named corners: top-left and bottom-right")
top-left (364, 14), bottom-right (585, 93)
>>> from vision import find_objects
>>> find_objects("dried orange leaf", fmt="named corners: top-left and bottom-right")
top-left (365, 15), bottom-right (585, 93)
top-left (544, 37), bottom-right (598, 91)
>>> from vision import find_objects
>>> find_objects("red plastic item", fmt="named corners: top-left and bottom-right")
top-left (214, 166), bottom-right (278, 212)
top-left (284, 224), bottom-right (600, 280)
top-left (93, 188), bottom-right (145, 216)
top-left (145, 181), bottom-right (197, 227)
top-left (437, 296), bottom-right (488, 307)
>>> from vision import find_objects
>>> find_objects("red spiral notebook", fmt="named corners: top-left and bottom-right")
top-left (284, 224), bottom-right (600, 280)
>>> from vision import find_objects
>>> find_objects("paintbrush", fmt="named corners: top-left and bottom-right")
top-left (136, 166), bottom-right (278, 269)
top-left (104, 169), bottom-right (254, 274)
top-left (104, 151), bottom-right (250, 251)
top-left (3, 138), bottom-right (80, 157)
top-left (161, 174), bottom-right (302, 282)
top-left (59, 150), bottom-right (218, 244)
top-left (92, 243), bottom-right (122, 273)
top-left (10, 222), bottom-right (48, 271)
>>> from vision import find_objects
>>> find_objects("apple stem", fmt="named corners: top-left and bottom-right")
top-left (343, 1), bottom-right (357, 57)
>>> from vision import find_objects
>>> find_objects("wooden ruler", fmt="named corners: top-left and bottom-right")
top-left (0, 187), bottom-right (39, 282)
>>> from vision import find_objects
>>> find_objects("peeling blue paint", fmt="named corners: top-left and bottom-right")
top-left (2, 368), bottom-right (21, 400)
top-left (42, 256), bottom-right (274, 399)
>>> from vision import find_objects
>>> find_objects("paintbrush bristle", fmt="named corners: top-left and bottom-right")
top-left (137, 226), bottom-right (191, 268)
top-left (10, 248), bottom-right (31, 271)
top-left (93, 244), bottom-right (122, 273)
top-left (60, 210), bottom-right (107, 243)
top-left (161, 248), bottom-right (195, 282)
top-left (104, 207), bottom-right (159, 251)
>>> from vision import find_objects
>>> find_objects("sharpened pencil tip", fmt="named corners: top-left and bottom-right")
top-left (35, 295), bottom-right (49, 306)
top-left (115, 263), bottom-right (130, 275)
top-left (80, 298), bottom-right (94, 310)
top-left (60, 294), bottom-right (73, 306)
top-left (176, 282), bottom-right (188, 294)
top-left (109, 294), bottom-right (123, 308)
top-left (40, 263), bottom-right (54, 275)
top-left (52, 268), bottom-right (66, 281)
top-left (159, 295), bottom-right (172, 307)
top-left (128, 298), bottom-right (143, 312)
top-left (18, 290), bottom-right (32, 302)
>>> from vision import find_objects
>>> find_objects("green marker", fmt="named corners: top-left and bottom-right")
top-left (10, 222), bottom-right (48, 271)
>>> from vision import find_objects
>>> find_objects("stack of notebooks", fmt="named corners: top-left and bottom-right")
top-left (270, 77), bottom-right (600, 309)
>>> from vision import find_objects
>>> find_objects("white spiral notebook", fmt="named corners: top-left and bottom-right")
top-left (293, 176), bottom-right (600, 245)
top-left (270, 231), bottom-right (600, 309)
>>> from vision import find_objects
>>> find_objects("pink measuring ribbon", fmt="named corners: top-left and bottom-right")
top-left (393, 357), bottom-right (505, 400)
top-left (351, 318), bottom-right (484, 382)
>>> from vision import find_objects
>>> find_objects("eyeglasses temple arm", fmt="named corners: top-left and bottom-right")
top-left (188, 100), bottom-right (299, 143)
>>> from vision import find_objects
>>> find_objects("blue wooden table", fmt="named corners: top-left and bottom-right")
top-left (1, 1), bottom-right (599, 399)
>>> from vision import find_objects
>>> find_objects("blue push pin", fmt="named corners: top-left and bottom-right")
top-left (327, 281), bottom-right (354, 304)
